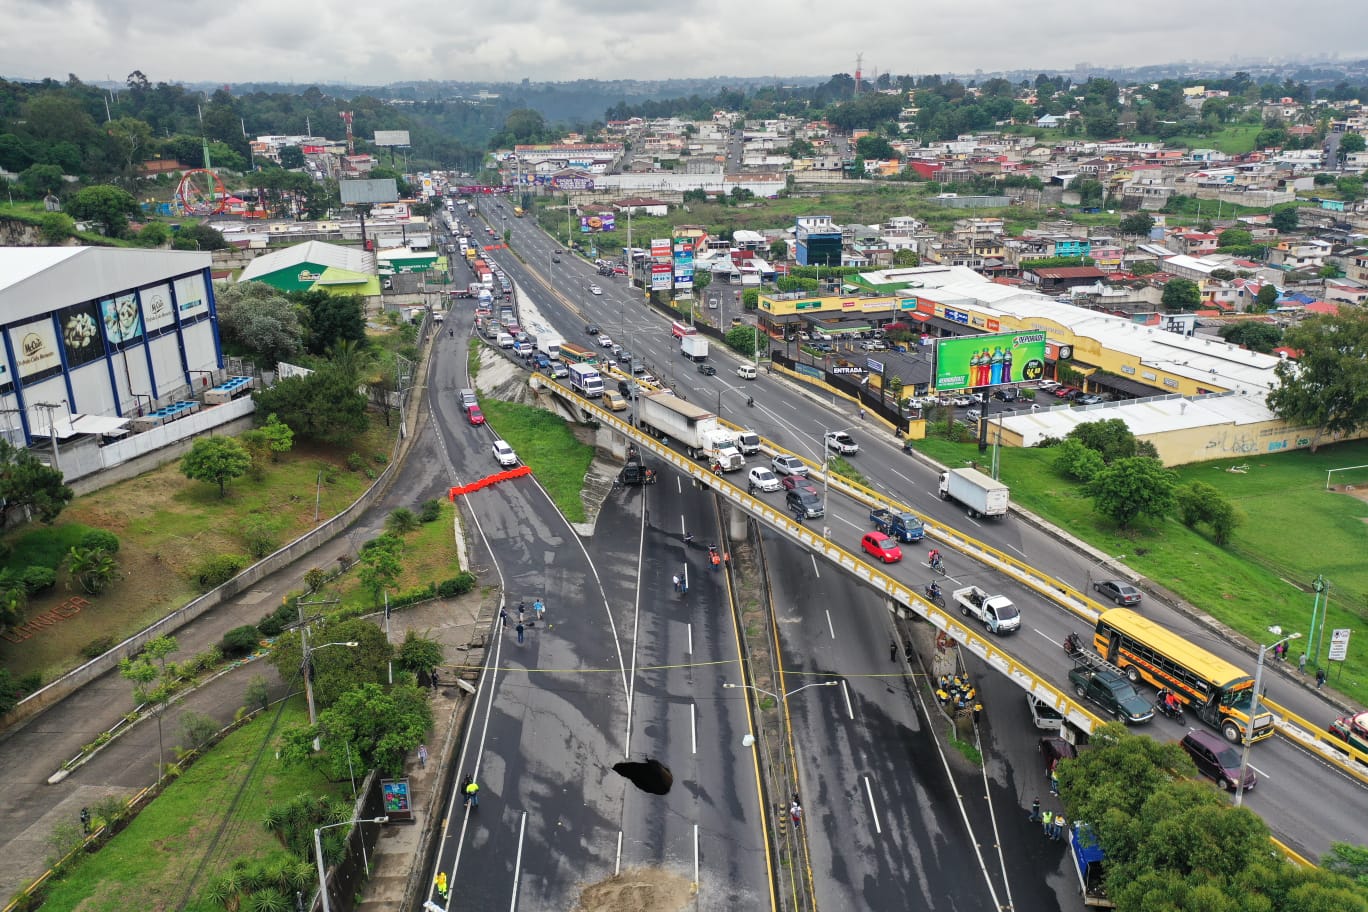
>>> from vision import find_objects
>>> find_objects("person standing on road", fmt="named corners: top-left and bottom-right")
top-left (463, 778), bottom-right (480, 807)
top-left (889, 640), bottom-right (898, 662)
top-left (499, 607), bottom-right (509, 628)
top-left (1029, 797), bottom-right (1040, 822)
top-left (1317, 667), bottom-right (1327, 689)
top-left (1041, 809), bottom-right (1054, 836)
top-left (672, 574), bottom-right (681, 592)
top-left (533, 599), bottom-right (546, 622)
top-left (790, 801), bottom-right (803, 828)
top-left (516, 621), bottom-right (525, 644)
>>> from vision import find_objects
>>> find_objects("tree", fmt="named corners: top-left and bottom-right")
top-left (172, 222), bottom-right (228, 251)
top-left (279, 683), bottom-right (432, 780)
top-left (893, 248), bottom-right (920, 266)
top-left (692, 270), bottom-right (712, 295)
top-left (356, 535), bottom-right (403, 608)
top-left (278, 146), bottom-right (306, 169)
top-left (1251, 284), bottom-right (1280, 313)
top-left (1161, 277), bottom-right (1202, 311)
top-left (267, 618), bottom-right (393, 710)
top-left (291, 290), bottom-right (366, 356)
top-left (724, 325), bottom-right (758, 357)
top-left (1271, 206), bottom-right (1299, 233)
top-left (1118, 212), bottom-right (1155, 237)
top-left (18, 163), bottom-right (64, 198)
top-left (136, 221), bottom-right (170, 247)
top-left (1130, 261), bottom-right (1159, 276)
top-left (855, 134), bottom-right (896, 160)
top-left (39, 212), bottom-right (74, 244)
top-left (768, 239), bottom-right (789, 261)
top-left (1219, 321), bottom-right (1282, 353)
top-left (180, 436), bottom-right (252, 497)
top-left (1089, 456), bottom-right (1176, 527)
top-left (1266, 308), bottom-right (1368, 446)
top-left (1218, 227), bottom-right (1253, 248)
top-left (1339, 132), bottom-right (1366, 157)
top-left (1067, 419), bottom-right (1142, 464)
top-left (0, 438), bottom-right (74, 526)
top-left (251, 366), bottom-right (369, 446)
top-left (787, 138), bottom-right (814, 158)
top-left (119, 635), bottom-right (179, 776)
top-left (396, 631), bottom-right (444, 675)
top-left (214, 281), bottom-right (304, 364)
top-left (1175, 481), bottom-right (1241, 545)
top-left (1052, 437), bottom-right (1106, 482)
top-left (65, 185), bottom-right (141, 237)
top-left (1209, 267), bottom-right (1235, 281)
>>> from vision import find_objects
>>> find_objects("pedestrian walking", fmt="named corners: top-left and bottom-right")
top-left (1049, 770), bottom-right (1060, 796)
top-left (1298, 653), bottom-right (1308, 673)
top-left (518, 600), bottom-right (526, 621)
top-left (418, 744), bottom-right (428, 768)
top-left (430, 668), bottom-right (440, 689)
top-left (973, 702), bottom-right (983, 726)
top-left (710, 551), bottom-right (721, 572)
top-left (858, 407), bottom-right (865, 420)
top-left (435, 871), bottom-right (449, 899)
top-left (1316, 667), bottom-right (1327, 690)
top-left (903, 639), bottom-right (913, 661)
top-left (672, 574), bottom-right (681, 592)
top-left (1053, 814), bottom-right (1067, 840)
top-left (1029, 797), bottom-right (1040, 822)
top-left (516, 622), bottom-right (525, 644)
top-left (1041, 809), bottom-right (1053, 836)
top-left (533, 599), bottom-right (545, 622)
top-left (889, 640), bottom-right (898, 662)
top-left (499, 607), bottom-right (509, 628)
top-left (790, 801), bottom-right (803, 828)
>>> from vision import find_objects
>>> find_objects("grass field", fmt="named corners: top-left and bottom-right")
top-left (1129, 124), bottom-right (1264, 155)
top-left (912, 435), bottom-right (1368, 707)
top-left (335, 502), bottom-right (463, 612)
top-left (477, 398), bottom-right (595, 523)
top-left (1, 425), bottom-right (396, 683)
top-left (36, 698), bottom-right (341, 912)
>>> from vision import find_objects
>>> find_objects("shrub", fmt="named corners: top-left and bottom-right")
top-left (373, 452), bottom-right (388, 465)
top-left (346, 453), bottom-right (366, 472)
top-left (192, 554), bottom-right (247, 591)
top-left (221, 625), bottom-right (262, 658)
top-left (239, 516), bottom-right (282, 559)
top-left (437, 573), bottom-right (476, 598)
top-left (80, 635), bottom-right (117, 660)
top-left (244, 675), bottom-right (271, 712)
top-left (417, 499), bottom-right (442, 523)
top-left (20, 565), bottom-right (57, 594)
top-left (256, 602), bottom-right (297, 637)
top-left (179, 711), bottom-right (220, 753)
top-left (385, 508), bottom-right (418, 536)
top-left (360, 533), bottom-right (403, 554)
top-left (79, 530), bottom-right (120, 554)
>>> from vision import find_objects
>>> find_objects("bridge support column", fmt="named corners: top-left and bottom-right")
top-left (598, 425), bottom-right (629, 460)
top-left (727, 505), bottom-right (748, 542)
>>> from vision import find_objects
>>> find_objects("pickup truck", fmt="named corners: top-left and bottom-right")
top-left (869, 508), bottom-right (925, 543)
top-left (951, 585), bottom-right (1021, 634)
top-left (1067, 667), bottom-right (1155, 725)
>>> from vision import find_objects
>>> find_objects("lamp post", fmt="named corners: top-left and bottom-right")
top-left (1306, 575), bottom-right (1328, 671)
top-left (723, 680), bottom-right (838, 707)
top-left (820, 425), bottom-right (857, 520)
top-left (1083, 554), bottom-right (1126, 596)
top-left (301, 633), bottom-right (358, 750)
top-left (1235, 629), bottom-right (1300, 808)
top-left (313, 816), bottom-right (388, 912)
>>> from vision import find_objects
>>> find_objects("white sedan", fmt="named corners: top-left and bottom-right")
top-left (598, 334), bottom-right (613, 347)
top-left (589, 284), bottom-right (603, 295)
top-left (747, 467), bottom-right (782, 493)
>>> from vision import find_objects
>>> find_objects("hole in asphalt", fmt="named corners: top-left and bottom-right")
top-left (613, 758), bottom-right (674, 795)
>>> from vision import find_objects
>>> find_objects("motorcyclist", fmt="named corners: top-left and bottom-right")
top-left (1162, 689), bottom-right (1181, 713)
top-left (926, 581), bottom-right (942, 601)
top-left (928, 548), bottom-right (942, 569)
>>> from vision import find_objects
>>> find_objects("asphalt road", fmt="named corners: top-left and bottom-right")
top-left (461, 210), bottom-right (1368, 861)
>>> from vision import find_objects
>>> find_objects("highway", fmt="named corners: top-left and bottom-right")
top-left (462, 202), bottom-right (1368, 862)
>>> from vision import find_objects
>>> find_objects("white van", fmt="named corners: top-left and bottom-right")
top-left (496, 333), bottom-right (514, 349)
top-left (736, 364), bottom-right (757, 380)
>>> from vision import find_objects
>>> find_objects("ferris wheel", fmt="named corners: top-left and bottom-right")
top-left (176, 169), bottom-right (227, 215)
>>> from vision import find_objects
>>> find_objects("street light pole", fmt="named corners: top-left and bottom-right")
top-left (723, 680), bottom-right (839, 703)
top-left (1306, 575), bottom-right (1328, 671)
top-left (820, 425), bottom-right (856, 520)
top-left (302, 637), bottom-right (359, 750)
top-left (314, 816), bottom-right (389, 912)
top-left (1083, 554), bottom-right (1125, 595)
top-left (1235, 629), bottom-right (1300, 808)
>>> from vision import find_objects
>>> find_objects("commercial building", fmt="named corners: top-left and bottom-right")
top-left (237, 241), bottom-right (379, 296)
top-left (795, 215), bottom-right (843, 267)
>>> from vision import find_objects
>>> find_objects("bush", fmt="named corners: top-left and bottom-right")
top-left (178, 711), bottom-right (219, 753)
top-left (417, 499), bottom-right (442, 523)
top-left (221, 625), bottom-right (262, 658)
top-left (256, 602), bottom-right (297, 637)
top-left (437, 573), bottom-right (476, 598)
top-left (192, 554), bottom-right (247, 591)
top-left (373, 452), bottom-right (388, 465)
top-left (360, 533), bottom-right (403, 554)
top-left (346, 453), bottom-right (366, 472)
top-left (20, 565), bottom-right (57, 594)
top-left (78, 530), bottom-right (120, 554)
top-left (239, 516), bottom-right (281, 560)
top-left (80, 635), bottom-right (117, 660)
top-left (386, 508), bottom-right (419, 536)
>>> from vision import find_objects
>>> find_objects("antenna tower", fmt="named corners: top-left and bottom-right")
top-left (855, 52), bottom-right (863, 95)
top-left (339, 111), bottom-right (355, 155)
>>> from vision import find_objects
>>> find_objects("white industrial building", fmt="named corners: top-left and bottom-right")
top-left (0, 247), bottom-right (244, 480)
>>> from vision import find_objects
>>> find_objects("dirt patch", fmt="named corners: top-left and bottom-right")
top-left (1330, 483), bottom-right (1368, 506)
top-left (573, 867), bottom-right (694, 912)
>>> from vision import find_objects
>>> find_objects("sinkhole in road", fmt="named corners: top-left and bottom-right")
top-left (612, 757), bottom-right (674, 795)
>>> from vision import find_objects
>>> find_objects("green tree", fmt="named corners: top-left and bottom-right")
top-left (18, 163), bottom-right (64, 198)
top-left (692, 270), bottom-right (712, 296)
top-left (1338, 132), bottom-right (1366, 157)
top-left (172, 222), bottom-right (229, 251)
top-left (1267, 308), bottom-right (1368, 447)
top-left (0, 438), bottom-right (74, 526)
top-left (1118, 212), bottom-right (1155, 237)
top-left (214, 281), bottom-right (304, 364)
top-left (1325, 843), bottom-right (1368, 889)
top-left (0, 668), bottom-right (19, 717)
top-left (65, 185), bottom-right (141, 237)
top-left (395, 631), bottom-right (444, 675)
top-left (251, 366), bottom-right (369, 446)
top-left (1130, 261), bottom-right (1159, 276)
top-left (357, 536), bottom-right (402, 608)
top-left (180, 436), bottom-right (252, 497)
top-left (136, 221), bottom-right (170, 247)
top-left (892, 248), bottom-right (920, 266)
top-left (278, 146), bottom-right (306, 169)
top-left (1067, 419), bottom-right (1142, 464)
top-left (267, 618), bottom-right (393, 710)
top-left (724, 325), bottom-right (758, 357)
top-left (105, 116), bottom-right (154, 181)
top-left (768, 239), bottom-right (789, 261)
top-left (855, 134), bottom-right (896, 160)
top-left (1271, 206), bottom-right (1299, 233)
top-left (1218, 321), bottom-right (1282, 353)
top-left (1175, 480), bottom-right (1242, 545)
top-left (279, 683), bottom-right (432, 779)
top-left (787, 139), bottom-right (814, 158)
top-left (119, 636), bottom-right (180, 776)
top-left (292, 289), bottom-right (367, 356)
top-left (1052, 437), bottom-right (1106, 482)
top-left (1217, 227), bottom-right (1253, 248)
top-left (39, 211), bottom-right (75, 244)
top-left (1161, 277), bottom-right (1203, 311)
top-left (1250, 284), bottom-right (1280, 313)
top-left (1089, 456), bottom-right (1176, 527)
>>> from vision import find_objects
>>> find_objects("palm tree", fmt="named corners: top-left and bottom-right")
top-left (66, 546), bottom-right (120, 595)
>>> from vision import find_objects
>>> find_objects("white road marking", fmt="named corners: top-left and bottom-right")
top-left (825, 610), bottom-right (836, 640)
top-left (693, 824), bottom-right (700, 890)
top-left (862, 775), bottom-right (882, 835)
top-left (1249, 763), bottom-right (1269, 778)
top-left (810, 554), bottom-right (821, 577)
top-left (841, 680), bottom-right (854, 719)
top-left (688, 622), bottom-right (693, 655)
top-left (613, 829), bottom-right (623, 876)
top-left (691, 702), bottom-right (697, 754)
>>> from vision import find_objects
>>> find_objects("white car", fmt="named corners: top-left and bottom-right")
top-left (951, 395), bottom-right (974, 407)
top-left (747, 467), bottom-right (782, 493)
top-left (589, 284), bottom-right (603, 295)
top-left (598, 334), bottom-right (613, 348)
top-left (1037, 380), bottom-right (1061, 392)
top-left (491, 440), bottom-right (518, 467)
top-left (771, 454), bottom-right (808, 477)
top-left (825, 431), bottom-right (859, 455)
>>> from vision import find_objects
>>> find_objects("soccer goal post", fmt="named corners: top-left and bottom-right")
top-left (1326, 464), bottom-right (1368, 490)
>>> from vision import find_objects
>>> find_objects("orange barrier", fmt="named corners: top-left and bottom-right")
top-left (449, 465), bottom-right (532, 498)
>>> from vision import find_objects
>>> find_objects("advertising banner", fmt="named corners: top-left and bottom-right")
top-left (579, 213), bottom-right (615, 233)
top-left (174, 275), bottom-right (210, 320)
top-left (100, 293), bottom-right (144, 346)
top-left (140, 284), bottom-right (176, 333)
top-left (58, 302), bottom-right (105, 367)
top-left (11, 316), bottom-right (61, 379)
top-left (651, 269), bottom-right (673, 291)
top-left (934, 331), bottom-right (1047, 391)
top-left (551, 174), bottom-right (594, 191)
top-left (651, 239), bottom-right (670, 259)
top-left (1329, 628), bottom-right (1351, 662)
top-left (380, 778), bottom-right (413, 822)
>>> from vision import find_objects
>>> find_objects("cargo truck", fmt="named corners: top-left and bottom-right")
top-left (567, 362), bottom-right (603, 398)
top-left (537, 335), bottom-right (565, 361)
top-left (951, 585), bottom-right (1021, 634)
top-left (869, 508), bottom-right (925, 543)
top-left (637, 392), bottom-right (744, 471)
top-left (681, 335), bottom-right (709, 362)
top-left (938, 467), bottom-right (1009, 519)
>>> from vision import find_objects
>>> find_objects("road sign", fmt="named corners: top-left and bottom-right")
top-left (1328, 628), bottom-right (1351, 662)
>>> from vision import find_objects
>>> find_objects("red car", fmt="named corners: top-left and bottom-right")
top-left (861, 532), bottom-right (903, 563)
top-left (1054, 385), bottom-right (1080, 399)
top-left (781, 475), bottom-right (819, 495)
top-left (466, 405), bottom-right (485, 426)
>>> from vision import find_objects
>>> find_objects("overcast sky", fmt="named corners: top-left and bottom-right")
top-left (2, 0), bottom-right (1366, 86)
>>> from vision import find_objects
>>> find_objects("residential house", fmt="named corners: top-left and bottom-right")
top-left (1267, 239), bottom-right (1330, 271)
top-left (1028, 265), bottom-right (1108, 294)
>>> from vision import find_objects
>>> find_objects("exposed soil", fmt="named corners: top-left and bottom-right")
top-left (573, 867), bottom-right (695, 912)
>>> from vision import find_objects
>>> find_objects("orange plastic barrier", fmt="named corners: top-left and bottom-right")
top-left (449, 466), bottom-right (532, 499)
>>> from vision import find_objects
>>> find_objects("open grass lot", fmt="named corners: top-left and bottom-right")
top-left (913, 435), bottom-right (1368, 707)
top-left (477, 399), bottom-right (595, 523)
top-left (36, 698), bottom-right (340, 912)
top-left (335, 502), bottom-right (463, 613)
top-left (1, 424), bottom-right (396, 683)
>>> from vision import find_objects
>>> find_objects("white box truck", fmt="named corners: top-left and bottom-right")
top-left (567, 362), bottom-right (603, 398)
top-left (681, 335), bottom-right (709, 362)
top-left (637, 392), bottom-right (744, 470)
top-left (938, 467), bottom-right (1009, 519)
top-left (537, 334), bottom-right (564, 361)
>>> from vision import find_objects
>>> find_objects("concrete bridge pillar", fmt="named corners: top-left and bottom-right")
top-left (727, 504), bottom-right (749, 542)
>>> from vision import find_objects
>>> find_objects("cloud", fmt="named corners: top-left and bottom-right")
top-left (0, 0), bottom-right (1365, 84)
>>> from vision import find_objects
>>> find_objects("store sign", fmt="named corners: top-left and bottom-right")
top-left (11, 317), bottom-right (60, 378)
top-left (142, 284), bottom-right (175, 332)
top-left (867, 358), bottom-right (885, 374)
top-left (1329, 629), bottom-right (1351, 662)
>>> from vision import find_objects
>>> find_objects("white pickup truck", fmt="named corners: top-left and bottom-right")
top-left (951, 585), bottom-right (1021, 635)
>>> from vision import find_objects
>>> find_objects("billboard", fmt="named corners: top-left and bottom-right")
top-left (934, 331), bottom-right (1047, 392)
top-left (579, 213), bottom-right (615, 232)
top-left (651, 265), bottom-right (673, 291)
top-left (340, 178), bottom-right (399, 205)
top-left (373, 130), bottom-right (411, 147)
top-left (651, 238), bottom-right (670, 259)
top-left (100, 293), bottom-right (143, 347)
top-left (59, 302), bottom-right (105, 366)
top-left (551, 174), bottom-right (594, 191)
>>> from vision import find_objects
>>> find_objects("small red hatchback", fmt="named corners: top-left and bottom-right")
top-left (860, 533), bottom-right (903, 564)
top-left (466, 405), bottom-right (485, 426)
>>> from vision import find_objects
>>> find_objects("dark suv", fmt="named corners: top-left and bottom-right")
top-left (1180, 730), bottom-right (1256, 791)
top-left (786, 489), bottom-right (824, 519)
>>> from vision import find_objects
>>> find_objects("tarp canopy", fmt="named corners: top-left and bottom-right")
top-left (29, 414), bottom-right (131, 439)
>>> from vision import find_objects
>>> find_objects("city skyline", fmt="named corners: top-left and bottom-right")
top-left (1, 0), bottom-right (1367, 88)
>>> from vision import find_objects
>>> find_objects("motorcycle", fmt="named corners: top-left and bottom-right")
top-left (1155, 690), bottom-right (1186, 723)
top-left (923, 583), bottom-right (945, 608)
top-left (1063, 632), bottom-right (1083, 657)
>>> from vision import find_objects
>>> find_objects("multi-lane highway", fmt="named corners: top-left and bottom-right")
top-left (461, 201), bottom-right (1368, 863)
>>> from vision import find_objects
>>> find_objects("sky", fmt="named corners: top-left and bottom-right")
top-left (2, 0), bottom-right (1366, 86)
